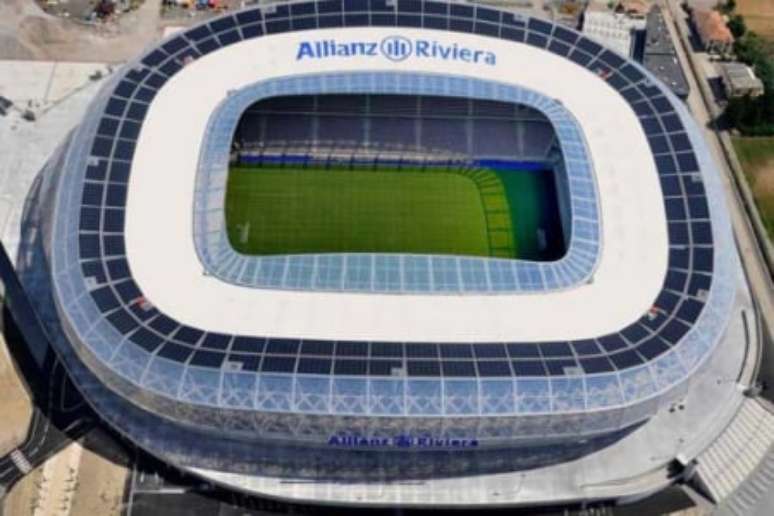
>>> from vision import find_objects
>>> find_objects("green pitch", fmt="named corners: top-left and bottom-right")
top-left (225, 165), bottom-right (517, 258)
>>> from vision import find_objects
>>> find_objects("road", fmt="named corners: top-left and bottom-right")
top-left (661, 0), bottom-right (774, 357)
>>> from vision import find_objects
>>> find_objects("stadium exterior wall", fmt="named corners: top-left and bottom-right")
top-left (19, 1), bottom-right (742, 470)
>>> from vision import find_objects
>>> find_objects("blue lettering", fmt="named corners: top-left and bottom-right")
top-left (296, 42), bottom-right (315, 60)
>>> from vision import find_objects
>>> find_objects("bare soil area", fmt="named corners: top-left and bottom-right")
top-left (736, 0), bottom-right (774, 39)
top-left (0, 0), bottom-right (163, 62)
top-left (0, 332), bottom-right (32, 456)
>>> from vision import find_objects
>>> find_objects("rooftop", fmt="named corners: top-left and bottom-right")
top-left (693, 9), bottom-right (734, 44)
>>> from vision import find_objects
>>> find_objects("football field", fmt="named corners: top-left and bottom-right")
top-left (225, 165), bottom-right (517, 258)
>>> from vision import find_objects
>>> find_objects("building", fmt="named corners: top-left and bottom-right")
top-left (643, 6), bottom-right (690, 99)
top-left (582, 1), bottom-right (647, 57)
top-left (718, 61), bottom-right (765, 98)
top-left (14, 0), bottom-right (752, 508)
top-left (692, 9), bottom-right (734, 55)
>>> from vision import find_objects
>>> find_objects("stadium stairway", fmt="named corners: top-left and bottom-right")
top-left (692, 398), bottom-right (774, 513)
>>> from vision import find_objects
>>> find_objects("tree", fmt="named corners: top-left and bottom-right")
top-left (728, 14), bottom-right (747, 39)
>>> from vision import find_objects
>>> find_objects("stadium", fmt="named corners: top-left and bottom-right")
top-left (12, 0), bottom-right (757, 508)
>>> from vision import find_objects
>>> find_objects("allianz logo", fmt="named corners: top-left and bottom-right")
top-left (296, 35), bottom-right (496, 65)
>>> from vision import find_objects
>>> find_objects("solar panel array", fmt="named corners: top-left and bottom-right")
top-left (58, 1), bottom-right (735, 422)
top-left (195, 72), bottom-right (597, 294)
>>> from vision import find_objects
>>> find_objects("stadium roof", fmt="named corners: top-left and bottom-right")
top-left (126, 27), bottom-right (668, 342)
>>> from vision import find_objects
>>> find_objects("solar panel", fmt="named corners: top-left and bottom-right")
top-left (691, 222), bottom-right (713, 245)
top-left (545, 359), bottom-right (577, 376)
top-left (369, 360), bottom-right (403, 376)
top-left (676, 298), bottom-right (704, 323)
top-left (655, 290), bottom-right (680, 312)
top-left (571, 339), bottom-right (600, 356)
top-left (106, 258), bottom-right (130, 280)
top-left (157, 342), bottom-right (193, 362)
top-left (474, 21), bottom-right (498, 37)
top-left (81, 183), bottom-right (104, 206)
top-left (184, 24), bottom-right (212, 42)
top-left (291, 2), bottom-right (316, 15)
top-left (596, 334), bottom-right (627, 353)
top-left (334, 359), bottom-right (368, 375)
top-left (526, 32), bottom-right (548, 48)
top-left (266, 19), bottom-right (291, 33)
top-left (90, 286), bottom-right (120, 312)
top-left (332, 341), bottom-right (367, 357)
top-left (506, 343), bottom-right (540, 358)
top-left (539, 341), bottom-right (573, 357)
top-left (423, 1), bottom-right (447, 15)
top-left (149, 314), bottom-right (178, 335)
top-left (580, 356), bottom-right (614, 373)
top-left (261, 356), bottom-right (296, 372)
top-left (298, 358), bottom-right (333, 374)
top-left (292, 17), bottom-right (317, 30)
top-left (687, 273), bottom-right (712, 296)
top-left (231, 336), bottom-right (265, 353)
top-left (406, 343), bottom-right (438, 358)
top-left (371, 341), bottom-right (402, 357)
top-left (476, 360), bottom-right (511, 376)
top-left (512, 360), bottom-right (546, 376)
top-left (160, 59), bottom-right (182, 77)
top-left (201, 333), bottom-right (231, 350)
top-left (162, 37), bottom-right (188, 55)
top-left (665, 198), bottom-right (687, 220)
top-left (660, 318), bottom-right (690, 344)
top-left (235, 9), bottom-right (261, 24)
top-left (174, 325), bottom-right (204, 345)
top-left (576, 37), bottom-right (602, 56)
top-left (688, 197), bottom-right (710, 219)
top-left (106, 184), bottom-right (128, 207)
top-left (473, 343), bottom-right (507, 358)
top-left (440, 344), bottom-right (473, 358)
top-left (190, 350), bottom-right (226, 367)
top-left (86, 159), bottom-right (108, 180)
top-left (301, 340), bottom-right (335, 355)
top-left (608, 350), bottom-right (643, 369)
top-left (318, 0), bottom-right (343, 13)
top-left (81, 260), bottom-right (107, 283)
top-left (407, 360), bottom-right (441, 376)
top-left (217, 30), bottom-right (241, 47)
top-left (241, 24), bottom-right (263, 38)
top-left (548, 40), bottom-right (571, 57)
top-left (102, 234), bottom-right (125, 257)
top-left (130, 327), bottom-right (164, 352)
top-left (141, 49), bottom-right (168, 67)
top-left (266, 338), bottom-right (300, 354)
top-left (501, 27), bottom-right (524, 42)
top-left (79, 207), bottom-right (100, 231)
top-left (442, 360), bottom-right (476, 377)
top-left (195, 38), bottom-right (220, 56)
top-left (228, 354), bottom-right (261, 371)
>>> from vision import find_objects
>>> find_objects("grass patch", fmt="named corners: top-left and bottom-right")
top-left (733, 136), bottom-right (774, 240)
top-left (225, 165), bottom-right (513, 258)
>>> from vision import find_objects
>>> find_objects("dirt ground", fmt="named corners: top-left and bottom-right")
top-left (1, 433), bottom-right (128, 516)
top-left (0, 0), bottom-right (163, 62)
top-left (68, 442), bottom-right (128, 516)
top-left (2, 462), bottom-right (44, 515)
top-left (0, 332), bottom-right (32, 456)
top-left (736, 0), bottom-right (774, 39)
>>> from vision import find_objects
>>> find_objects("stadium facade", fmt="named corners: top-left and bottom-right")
top-left (16, 0), bottom-right (751, 507)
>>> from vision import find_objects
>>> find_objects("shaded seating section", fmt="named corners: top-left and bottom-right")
top-left (235, 94), bottom-right (556, 160)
